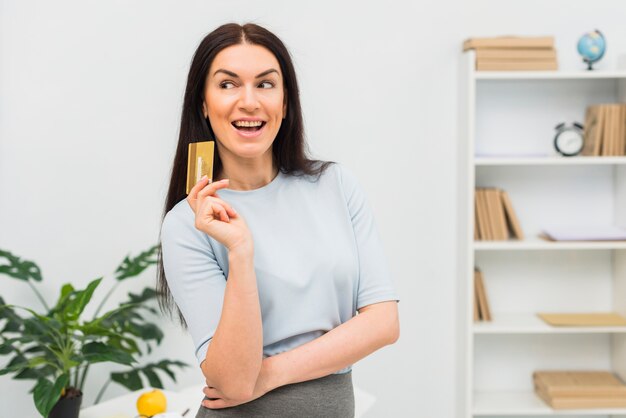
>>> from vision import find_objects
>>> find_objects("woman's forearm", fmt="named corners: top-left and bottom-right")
top-left (201, 249), bottom-right (263, 401)
top-left (264, 302), bottom-right (399, 390)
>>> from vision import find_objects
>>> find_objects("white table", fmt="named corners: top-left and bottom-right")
top-left (80, 384), bottom-right (375, 418)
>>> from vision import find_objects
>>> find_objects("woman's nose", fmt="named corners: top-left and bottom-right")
top-left (238, 85), bottom-right (260, 112)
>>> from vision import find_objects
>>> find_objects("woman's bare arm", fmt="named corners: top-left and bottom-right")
top-left (263, 300), bottom-right (399, 390)
top-left (200, 248), bottom-right (263, 401)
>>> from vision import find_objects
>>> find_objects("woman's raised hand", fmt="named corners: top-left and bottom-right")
top-left (186, 176), bottom-right (253, 254)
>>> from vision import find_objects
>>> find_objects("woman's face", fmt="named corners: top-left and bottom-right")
top-left (203, 43), bottom-right (287, 163)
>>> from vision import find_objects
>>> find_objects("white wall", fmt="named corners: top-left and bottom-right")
top-left (1, 1), bottom-right (626, 417)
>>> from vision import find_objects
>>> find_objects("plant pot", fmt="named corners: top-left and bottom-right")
top-left (48, 390), bottom-right (83, 418)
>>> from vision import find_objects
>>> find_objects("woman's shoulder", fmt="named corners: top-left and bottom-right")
top-left (164, 198), bottom-right (193, 222)
top-left (285, 161), bottom-right (355, 185)
top-left (317, 161), bottom-right (361, 195)
top-left (161, 198), bottom-right (200, 240)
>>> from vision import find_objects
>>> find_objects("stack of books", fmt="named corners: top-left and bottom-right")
top-left (582, 104), bottom-right (626, 156)
top-left (534, 371), bottom-right (626, 409)
top-left (474, 188), bottom-right (524, 241)
top-left (474, 268), bottom-right (491, 322)
top-left (463, 36), bottom-right (558, 71)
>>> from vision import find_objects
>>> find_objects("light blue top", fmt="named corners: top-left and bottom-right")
top-left (160, 162), bottom-right (400, 375)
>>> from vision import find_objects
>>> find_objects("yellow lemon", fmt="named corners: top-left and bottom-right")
top-left (136, 389), bottom-right (167, 417)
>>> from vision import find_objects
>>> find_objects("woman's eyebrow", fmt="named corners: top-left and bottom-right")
top-left (213, 68), bottom-right (279, 78)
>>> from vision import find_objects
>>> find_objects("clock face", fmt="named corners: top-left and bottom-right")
top-left (555, 129), bottom-right (584, 156)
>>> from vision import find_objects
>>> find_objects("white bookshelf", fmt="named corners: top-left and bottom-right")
top-left (475, 156), bottom-right (626, 166)
top-left (457, 50), bottom-right (626, 418)
top-left (474, 314), bottom-right (626, 335)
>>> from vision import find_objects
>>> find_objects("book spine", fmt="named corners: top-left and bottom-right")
top-left (476, 60), bottom-right (558, 71)
top-left (476, 48), bottom-right (557, 60)
top-left (464, 36), bottom-right (555, 51)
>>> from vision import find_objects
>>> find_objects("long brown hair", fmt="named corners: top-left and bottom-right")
top-left (157, 23), bottom-right (334, 325)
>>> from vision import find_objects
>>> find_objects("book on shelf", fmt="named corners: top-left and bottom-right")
top-left (476, 60), bottom-right (558, 71)
top-left (533, 371), bottom-right (626, 409)
top-left (537, 312), bottom-right (626, 327)
top-left (475, 48), bottom-right (557, 60)
top-left (583, 104), bottom-right (626, 157)
top-left (474, 268), bottom-right (491, 322)
top-left (463, 36), bottom-right (558, 71)
top-left (474, 188), bottom-right (524, 240)
top-left (541, 225), bottom-right (626, 241)
top-left (463, 36), bottom-right (555, 51)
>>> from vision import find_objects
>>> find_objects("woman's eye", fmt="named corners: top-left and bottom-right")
top-left (220, 81), bottom-right (236, 89)
top-left (259, 81), bottom-right (274, 89)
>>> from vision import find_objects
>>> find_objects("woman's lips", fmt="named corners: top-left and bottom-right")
top-left (231, 122), bottom-right (266, 138)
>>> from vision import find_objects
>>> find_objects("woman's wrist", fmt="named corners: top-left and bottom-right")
top-left (261, 355), bottom-right (286, 393)
top-left (228, 242), bottom-right (254, 260)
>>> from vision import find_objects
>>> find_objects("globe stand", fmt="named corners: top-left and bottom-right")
top-left (584, 60), bottom-right (595, 71)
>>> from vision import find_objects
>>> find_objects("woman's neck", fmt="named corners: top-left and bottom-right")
top-left (217, 163), bottom-right (279, 191)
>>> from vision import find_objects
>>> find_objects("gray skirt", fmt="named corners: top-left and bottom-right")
top-left (195, 371), bottom-right (354, 418)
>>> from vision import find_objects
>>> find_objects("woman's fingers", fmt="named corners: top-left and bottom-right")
top-left (203, 386), bottom-right (223, 399)
top-left (202, 386), bottom-right (234, 409)
top-left (188, 175), bottom-right (211, 199)
top-left (203, 398), bottom-right (230, 409)
top-left (211, 195), bottom-right (237, 218)
top-left (197, 180), bottom-right (237, 218)
top-left (188, 178), bottom-right (237, 218)
top-left (198, 199), bottom-right (230, 223)
top-left (197, 179), bottom-right (230, 198)
top-left (212, 202), bottom-right (229, 222)
top-left (186, 176), bottom-right (211, 211)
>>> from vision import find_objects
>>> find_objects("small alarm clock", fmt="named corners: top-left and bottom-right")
top-left (554, 122), bottom-right (584, 156)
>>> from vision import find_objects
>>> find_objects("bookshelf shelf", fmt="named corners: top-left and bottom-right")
top-left (474, 70), bottom-right (626, 80)
top-left (458, 49), bottom-right (626, 418)
top-left (475, 156), bottom-right (626, 166)
top-left (473, 391), bottom-right (626, 416)
top-left (473, 239), bottom-right (626, 251)
top-left (474, 313), bottom-right (626, 335)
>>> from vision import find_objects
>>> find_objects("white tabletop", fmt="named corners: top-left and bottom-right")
top-left (80, 386), bottom-right (204, 418)
top-left (81, 384), bottom-right (375, 418)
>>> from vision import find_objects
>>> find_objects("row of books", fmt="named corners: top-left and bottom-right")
top-left (474, 188), bottom-right (524, 241)
top-left (463, 36), bottom-right (558, 71)
top-left (534, 371), bottom-right (626, 409)
top-left (473, 269), bottom-right (626, 326)
top-left (583, 104), bottom-right (626, 156)
top-left (473, 269), bottom-right (491, 322)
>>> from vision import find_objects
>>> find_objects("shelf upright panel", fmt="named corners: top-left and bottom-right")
top-left (458, 48), bottom-right (477, 418)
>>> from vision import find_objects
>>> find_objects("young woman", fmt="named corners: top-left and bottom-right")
top-left (157, 22), bottom-right (400, 418)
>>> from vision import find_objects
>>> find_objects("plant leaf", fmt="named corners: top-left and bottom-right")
top-left (0, 249), bottom-right (42, 282)
top-left (110, 359), bottom-right (188, 392)
top-left (0, 341), bottom-right (13, 355)
top-left (0, 296), bottom-right (24, 333)
top-left (14, 364), bottom-right (55, 380)
top-left (111, 369), bottom-right (142, 391)
top-left (63, 277), bottom-right (102, 321)
top-left (154, 359), bottom-right (188, 383)
top-left (114, 245), bottom-right (158, 281)
top-left (127, 288), bottom-right (157, 304)
top-left (48, 283), bottom-right (75, 317)
top-left (141, 367), bottom-right (163, 388)
top-left (33, 374), bottom-right (68, 417)
top-left (82, 341), bottom-right (135, 365)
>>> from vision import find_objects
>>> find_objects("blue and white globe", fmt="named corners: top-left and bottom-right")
top-left (577, 30), bottom-right (606, 70)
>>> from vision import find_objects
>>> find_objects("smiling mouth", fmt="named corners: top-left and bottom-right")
top-left (231, 121), bottom-right (267, 132)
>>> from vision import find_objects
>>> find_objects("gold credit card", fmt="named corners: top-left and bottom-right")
top-left (186, 141), bottom-right (215, 194)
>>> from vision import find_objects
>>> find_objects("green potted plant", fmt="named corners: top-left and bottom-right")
top-left (0, 245), bottom-right (188, 418)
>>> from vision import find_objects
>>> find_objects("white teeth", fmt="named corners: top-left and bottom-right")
top-left (233, 120), bottom-right (263, 127)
